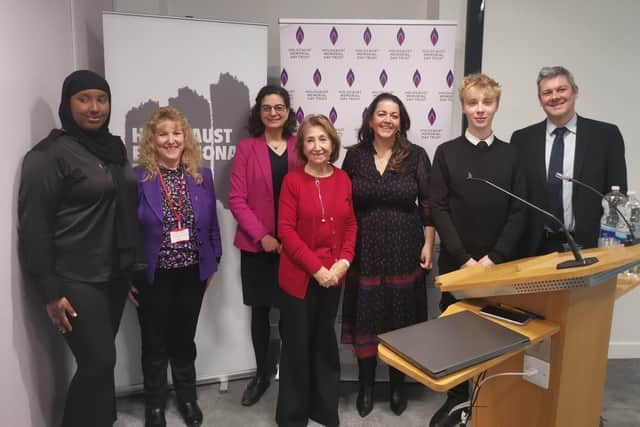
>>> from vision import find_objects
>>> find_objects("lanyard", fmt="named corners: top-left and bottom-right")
top-left (158, 168), bottom-right (186, 228)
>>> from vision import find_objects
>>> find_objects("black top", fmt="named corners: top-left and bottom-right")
top-left (18, 130), bottom-right (137, 303)
top-left (430, 136), bottom-right (526, 273)
top-left (269, 147), bottom-right (288, 233)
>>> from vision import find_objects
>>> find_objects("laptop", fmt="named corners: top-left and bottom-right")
top-left (377, 310), bottom-right (530, 378)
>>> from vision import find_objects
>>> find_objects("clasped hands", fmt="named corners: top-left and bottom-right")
top-left (462, 254), bottom-right (494, 269)
top-left (313, 260), bottom-right (349, 288)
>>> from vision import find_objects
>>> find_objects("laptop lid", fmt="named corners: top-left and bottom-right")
top-left (377, 310), bottom-right (530, 378)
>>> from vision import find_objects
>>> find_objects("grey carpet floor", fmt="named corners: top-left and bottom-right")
top-left (116, 359), bottom-right (640, 426)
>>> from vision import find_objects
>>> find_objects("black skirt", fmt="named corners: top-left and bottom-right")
top-left (240, 250), bottom-right (280, 307)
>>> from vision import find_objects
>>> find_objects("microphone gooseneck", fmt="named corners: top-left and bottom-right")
top-left (466, 172), bottom-right (598, 269)
top-left (554, 173), bottom-right (638, 245)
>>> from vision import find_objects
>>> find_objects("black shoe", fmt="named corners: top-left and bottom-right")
top-left (356, 357), bottom-right (377, 417)
top-left (177, 401), bottom-right (203, 427)
top-left (430, 395), bottom-right (467, 427)
top-left (389, 367), bottom-right (407, 416)
top-left (389, 385), bottom-right (407, 415)
top-left (356, 382), bottom-right (374, 417)
top-left (241, 376), bottom-right (270, 406)
top-left (145, 407), bottom-right (166, 427)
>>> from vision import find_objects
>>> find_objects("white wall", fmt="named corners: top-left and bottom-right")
top-left (482, 0), bottom-right (640, 357)
top-left (0, 1), bottom-right (112, 425)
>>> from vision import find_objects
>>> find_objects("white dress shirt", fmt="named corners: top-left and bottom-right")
top-left (465, 129), bottom-right (495, 146)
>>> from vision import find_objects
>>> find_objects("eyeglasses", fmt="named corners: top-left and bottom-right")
top-left (261, 104), bottom-right (287, 113)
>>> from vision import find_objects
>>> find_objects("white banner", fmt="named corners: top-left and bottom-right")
top-left (280, 18), bottom-right (457, 378)
top-left (103, 12), bottom-right (268, 391)
top-left (279, 19), bottom-right (457, 161)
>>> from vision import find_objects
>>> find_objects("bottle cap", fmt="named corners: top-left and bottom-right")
top-left (612, 185), bottom-right (620, 191)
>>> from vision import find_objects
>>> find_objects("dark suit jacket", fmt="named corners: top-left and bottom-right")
top-left (134, 166), bottom-right (222, 285)
top-left (511, 115), bottom-right (627, 255)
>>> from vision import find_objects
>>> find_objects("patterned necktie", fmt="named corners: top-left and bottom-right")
top-left (546, 127), bottom-right (567, 230)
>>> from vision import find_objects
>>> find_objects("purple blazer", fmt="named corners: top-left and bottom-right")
top-left (229, 135), bottom-right (299, 252)
top-left (134, 166), bottom-right (222, 284)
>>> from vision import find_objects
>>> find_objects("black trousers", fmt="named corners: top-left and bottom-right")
top-left (60, 277), bottom-right (129, 427)
top-left (136, 264), bottom-right (205, 407)
top-left (276, 281), bottom-right (341, 427)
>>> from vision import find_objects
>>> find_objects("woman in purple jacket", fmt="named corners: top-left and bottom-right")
top-left (128, 106), bottom-right (222, 427)
top-left (229, 85), bottom-right (298, 406)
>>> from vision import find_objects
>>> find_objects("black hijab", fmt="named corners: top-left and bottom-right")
top-left (59, 70), bottom-right (146, 274)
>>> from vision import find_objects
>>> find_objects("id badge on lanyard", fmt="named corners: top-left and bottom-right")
top-left (159, 168), bottom-right (190, 244)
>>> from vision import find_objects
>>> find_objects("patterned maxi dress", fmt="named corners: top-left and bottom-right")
top-left (341, 142), bottom-right (433, 359)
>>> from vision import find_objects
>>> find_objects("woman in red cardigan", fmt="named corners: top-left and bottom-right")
top-left (276, 115), bottom-right (357, 427)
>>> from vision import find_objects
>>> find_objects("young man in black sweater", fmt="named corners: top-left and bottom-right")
top-left (428, 73), bottom-right (527, 427)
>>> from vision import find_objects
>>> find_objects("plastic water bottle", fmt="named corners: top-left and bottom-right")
top-left (599, 185), bottom-right (627, 247)
top-left (625, 191), bottom-right (640, 241)
top-left (623, 191), bottom-right (640, 276)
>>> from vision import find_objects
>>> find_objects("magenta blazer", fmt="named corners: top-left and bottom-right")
top-left (229, 135), bottom-right (298, 252)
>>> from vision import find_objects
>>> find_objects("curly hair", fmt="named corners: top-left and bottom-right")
top-left (350, 92), bottom-right (412, 172)
top-left (247, 85), bottom-right (296, 137)
top-left (137, 106), bottom-right (203, 184)
top-left (295, 114), bottom-right (341, 164)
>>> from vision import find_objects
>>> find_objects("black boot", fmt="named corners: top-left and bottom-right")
top-left (356, 357), bottom-right (376, 417)
top-left (241, 375), bottom-right (270, 406)
top-left (389, 366), bottom-right (407, 415)
top-left (144, 406), bottom-right (166, 427)
top-left (429, 383), bottom-right (469, 427)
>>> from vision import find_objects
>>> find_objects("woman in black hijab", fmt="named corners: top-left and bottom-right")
top-left (18, 70), bottom-right (144, 427)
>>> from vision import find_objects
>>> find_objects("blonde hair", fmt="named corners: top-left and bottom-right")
top-left (138, 106), bottom-right (203, 184)
top-left (459, 73), bottom-right (502, 102)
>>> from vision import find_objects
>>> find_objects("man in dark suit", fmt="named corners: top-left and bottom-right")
top-left (511, 66), bottom-right (627, 255)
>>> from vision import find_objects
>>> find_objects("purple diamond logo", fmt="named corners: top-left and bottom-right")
top-left (397, 28), bottom-right (405, 46)
top-left (430, 28), bottom-right (439, 46)
top-left (427, 108), bottom-right (437, 126)
top-left (329, 107), bottom-right (338, 124)
top-left (412, 69), bottom-right (421, 88)
top-left (280, 69), bottom-right (289, 86)
top-left (296, 107), bottom-right (305, 125)
top-left (363, 27), bottom-right (372, 45)
top-left (446, 70), bottom-right (454, 88)
top-left (313, 68), bottom-right (322, 87)
top-left (346, 69), bottom-right (355, 87)
top-left (379, 69), bottom-right (388, 88)
top-left (329, 26), bottom-right (339, 45)
top-left (296, 26), bottom-right (304, 44)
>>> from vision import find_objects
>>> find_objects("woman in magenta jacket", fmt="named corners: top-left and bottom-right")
top-left (229, 85), bottom-right (298, 405)
top-left (276, 115), bottom-right (357, 427)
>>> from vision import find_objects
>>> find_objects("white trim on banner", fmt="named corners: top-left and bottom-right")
top-left (103, 12), bottom-right (268, 392)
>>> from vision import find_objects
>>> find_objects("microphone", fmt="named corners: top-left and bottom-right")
top-left (466, 172), bottom-right (598, 269)
top-left (555, 173), bottom-right (639, 246)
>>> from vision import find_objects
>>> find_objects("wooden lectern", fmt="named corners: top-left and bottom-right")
top-left (379, 245), bottom-right (640, 427)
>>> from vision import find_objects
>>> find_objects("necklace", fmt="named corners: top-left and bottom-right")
top-left (267, 140), bottom-right (285, 152)
top-left (314, 177), bottom-right (327, 223)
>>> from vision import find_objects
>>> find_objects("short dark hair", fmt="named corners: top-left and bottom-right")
top-left (296, 114), bottom-right (341, 164)
top-left (247, 85), bottom-right (296, 137)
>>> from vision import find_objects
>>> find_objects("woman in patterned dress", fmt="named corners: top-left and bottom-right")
top-left (341, 93), bottom-right (435, 417)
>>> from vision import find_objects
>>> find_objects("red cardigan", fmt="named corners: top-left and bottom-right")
top-left (278, 166), bottom-right (357, 299)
